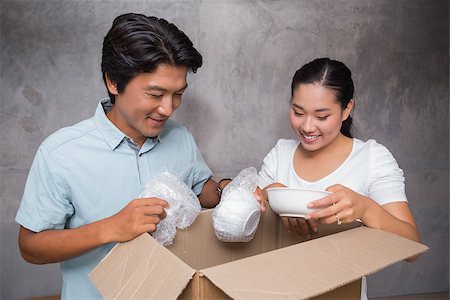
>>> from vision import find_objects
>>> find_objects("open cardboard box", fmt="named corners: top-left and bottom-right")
top-left (90, 208), bottom-right (428, 299)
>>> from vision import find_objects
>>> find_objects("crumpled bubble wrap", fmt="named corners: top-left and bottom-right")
top-left (139, 170), bottom-right (201, 246)
top-left (213, 167), bottom-right (261, 242)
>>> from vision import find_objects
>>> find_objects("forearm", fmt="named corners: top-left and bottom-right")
top-left (361, 200), bottom-right (420, 243)
top-left (19, 197), bottom-right (168, 264)
top-left (19, 218), bottom-right (112, 264)
top-left (198, 178), bottom-right (221, 208)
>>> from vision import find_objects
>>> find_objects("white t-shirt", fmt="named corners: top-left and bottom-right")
top-left (259, 138), bottom-right (407, 204)
top-left (258, 138), bottom-right (408, 300)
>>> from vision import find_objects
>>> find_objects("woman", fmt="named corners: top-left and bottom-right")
top-left (257, 57), bottom-right (420, 299)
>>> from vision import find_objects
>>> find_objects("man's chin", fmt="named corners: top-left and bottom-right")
top-left (144, 128), bottom-right (162, 138)
top-left (143, 119), bottom-right (167, 137)
top-left (146, 133), bottom-right (159, 138)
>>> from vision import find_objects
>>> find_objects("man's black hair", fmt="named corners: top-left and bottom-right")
top-left (101, 13), bottom-right (202, 103)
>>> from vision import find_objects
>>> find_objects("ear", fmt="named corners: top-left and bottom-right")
top-left (342, 99), bottom-right (354, 121)
top-left (105, 74), bottom-right (119, 95)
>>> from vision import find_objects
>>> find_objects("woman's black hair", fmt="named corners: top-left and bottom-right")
top-left (291, 58), bottom-right (354, 138)
top-left (101, 13), bottom-right (203, 103)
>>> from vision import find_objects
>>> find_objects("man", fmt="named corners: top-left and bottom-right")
top-left (16, 13), bottom-right (230, 299)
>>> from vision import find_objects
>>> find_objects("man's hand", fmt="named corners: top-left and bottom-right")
top-left (106, 197), bottom-right (169, 243)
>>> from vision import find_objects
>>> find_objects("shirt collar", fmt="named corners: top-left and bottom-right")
top-left (140, 137), bottom-right (159, 154)
top-left (94, 98), bottom-right (161, 151)
top-left (94, 98), bottom-right (125, 150)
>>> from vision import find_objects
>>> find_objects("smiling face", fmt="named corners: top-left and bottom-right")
top-left (290, 83), bottom-right (353, 152)
top-left (106, 64), bottom-right (188, 146)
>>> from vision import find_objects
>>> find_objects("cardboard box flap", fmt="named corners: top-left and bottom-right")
top-left (201, 227), bottom-right (428, 300)
top-left (89, 233), bottom-right (195, 300)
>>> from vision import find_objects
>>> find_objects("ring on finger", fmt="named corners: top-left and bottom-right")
top-left (335, 214), bottom-right (342, 225)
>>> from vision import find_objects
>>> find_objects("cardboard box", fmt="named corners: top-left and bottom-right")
top-left (90, 208), bottom-right (428, 299)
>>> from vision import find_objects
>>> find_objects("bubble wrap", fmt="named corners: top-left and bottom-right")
top-left (139, 170), bottom-right (201, 246)
top-left (213, 167), bottom-right (261, 242)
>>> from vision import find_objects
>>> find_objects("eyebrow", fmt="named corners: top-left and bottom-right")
top-left (144, 84), bottom-right (188, 93)
top-left (291, 103), bottom-right (331, 112)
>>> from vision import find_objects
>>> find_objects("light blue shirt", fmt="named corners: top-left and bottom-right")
top-left (16, 99), bottom-right (212, 299)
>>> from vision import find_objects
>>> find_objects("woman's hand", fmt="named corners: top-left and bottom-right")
top-left (281, 217), bottom-right (319, 240)
top-left (304, 184), bottom-right (369, 225)
top-left (253, 187), bottom-right (266, 212)
top-left (304, 184), bottom-right (421, 262)
top-left (258, 182), bottom-right (287, 212)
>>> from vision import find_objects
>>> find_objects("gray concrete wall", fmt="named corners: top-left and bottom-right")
top-left (1, 0), bottom-right (448, 299)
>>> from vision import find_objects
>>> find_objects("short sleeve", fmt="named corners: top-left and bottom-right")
top-left (258, 143), bottom-right (279, 189)
top-left (15, 145), bottom-right (74, 232)
top-left (367, 140), bottom-right (407, 205)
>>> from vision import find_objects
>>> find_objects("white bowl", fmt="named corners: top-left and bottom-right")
top-left (267, 187), bottom-right (331, 217)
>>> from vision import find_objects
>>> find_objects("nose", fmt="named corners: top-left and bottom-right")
top-left (302, 116), bottom-right (315, 132)
top-left (157, 97), bottom-right (174, 117)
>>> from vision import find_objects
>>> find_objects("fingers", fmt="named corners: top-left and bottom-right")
top-left (306, 218), bottom-right (319, 233)
top-left (288, 217), bottom-right (298, 234)
top-left (281, 217), bottom-right (317, 239)
top-left (306, 200), bottom-right (352, 225)
top-left (296, 218), bottom-right (311, 238)
top-left (138, 197), bottom-right (169, 208)
top-left (141, 205), bottom-right (167, 219)
top-left (307, 184), bottom-right (346, 209)
top-left (108, 196), bottom-right (176, 243)
top-left (253, 188), bottom-right (267, 212)
top-left (325, 184), bottom-right (344, 193)
top-left (141, 218), bottom-right (160, 233)
top-left (285, 217), bottom-right (302, 236)
top-left (281, 217), bottom-right (290, 232)
top-left (259, 201), bottom-right (266, 212)
top-left (307, 199), bottom-right (340, 219)
top-left (125, 198), bottom-right (168, 231)
top-left (307, 194), bottom-right (336, 209)
top-left (254, 188), bottom-right (267, 212)
top-left (318, 211), bottom-right (343, 225)
top-left (267, 182), bottom-right (288, 189)
top-left (305, 185), bottom-right (362, 226)
top-left (142, 224), bottom-right (158, 234)
top-left (304, 195), bottom-right (336, 222)
top-left (132, 197), bottom-right (169, 218)
top-left (306, 187), bottom-right (347, 221)
top-left (305, 193), bottom-right (342, 222)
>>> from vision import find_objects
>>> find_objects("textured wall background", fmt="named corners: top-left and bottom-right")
top-left (1, 0), bottom-right (448, 299)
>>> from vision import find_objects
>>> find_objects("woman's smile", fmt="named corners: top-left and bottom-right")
top-left (301, 134), bottom-right (320, 143)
